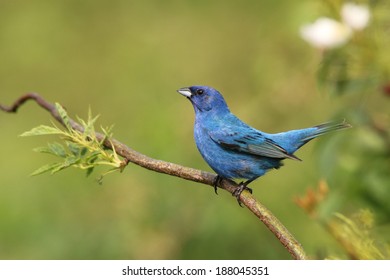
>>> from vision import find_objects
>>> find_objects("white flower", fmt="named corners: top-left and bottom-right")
top-left (300, 17), bottom-right (352, 49)
top-left (341, 2), bottom-right (370, 30)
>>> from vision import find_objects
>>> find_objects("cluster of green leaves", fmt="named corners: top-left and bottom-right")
top-left (21, 103), bottom-right (124, 183)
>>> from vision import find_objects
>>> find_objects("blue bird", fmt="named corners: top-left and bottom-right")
top-left (178, 85), bottom-right (351, 204)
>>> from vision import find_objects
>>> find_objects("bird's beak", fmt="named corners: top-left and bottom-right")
top-left (177, 87), bottom-right (192, 98)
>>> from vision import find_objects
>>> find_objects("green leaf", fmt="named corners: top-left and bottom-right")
top-left (84, 108), bottom-right (99, 137)
top-left (50, 156), bottom-right (80, 174)
top-left (48, 142), bottom-right (67, 158)
top-left (31, 162), bottom-right (64, 176)
top-left (101, 125), bottom-right (114, 143)
top-left (64, 156), bottom-right (80, 166)
top-left (80, 147), bottom-right (88, 157)
top-left (55, 103), bottom-right (71, 131)
top-left (86, 151), bottom-right (100, 163)
top-left (20, 125), bottom-right (63, 137)
top-left (66, 141), bottom-right (81, 156)
top-left (33, 146), bottom-right (55, 154)
top-left (33, 143), bottom-right (67, 158)
top-left (85, 167), bottom-right (94, 177)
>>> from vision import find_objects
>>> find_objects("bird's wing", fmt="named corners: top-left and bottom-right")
top-left (208, 127), bottom-right (301, 161)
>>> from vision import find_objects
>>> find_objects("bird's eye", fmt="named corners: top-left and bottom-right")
top-left (196, 89), bottom-right (204, 95)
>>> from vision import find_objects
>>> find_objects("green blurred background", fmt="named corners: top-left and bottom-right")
top-left (1, 0), bottom-right (389, 259)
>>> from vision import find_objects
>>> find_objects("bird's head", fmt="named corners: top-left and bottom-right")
top-left (177, 86), bottom-right (230, 114)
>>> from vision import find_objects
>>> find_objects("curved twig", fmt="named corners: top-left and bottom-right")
top-left (1, 93), bottom-right (307, 260)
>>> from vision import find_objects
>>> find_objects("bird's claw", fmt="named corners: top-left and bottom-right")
top-left (213, 176), bottom-right (253, 206)
top-left (233, 182), bottom-right (253, 207)
top-left (213, 175), bottom-right (223, 194)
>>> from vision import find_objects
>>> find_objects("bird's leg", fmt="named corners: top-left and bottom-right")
top-left (212, 175), bottom-right (223, 194)
top-left (233, 180), bottom-right (253, 207)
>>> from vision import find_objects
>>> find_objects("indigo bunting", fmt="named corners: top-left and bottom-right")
top-left (178, 85), bottom-right (351, 204)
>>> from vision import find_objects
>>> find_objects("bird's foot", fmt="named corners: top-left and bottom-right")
top-left (233, 181), bottom-right (253, 207)
top-left (213, 175), bottom-right (223, 195)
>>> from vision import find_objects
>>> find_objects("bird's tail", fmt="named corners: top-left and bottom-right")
top-left (300, 120), bottom-right (352, 142)
top-left (269, 120), bottom-right (351, 155)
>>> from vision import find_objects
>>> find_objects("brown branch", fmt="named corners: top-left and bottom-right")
top-left (1, 93), bottom-right (307, 260)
